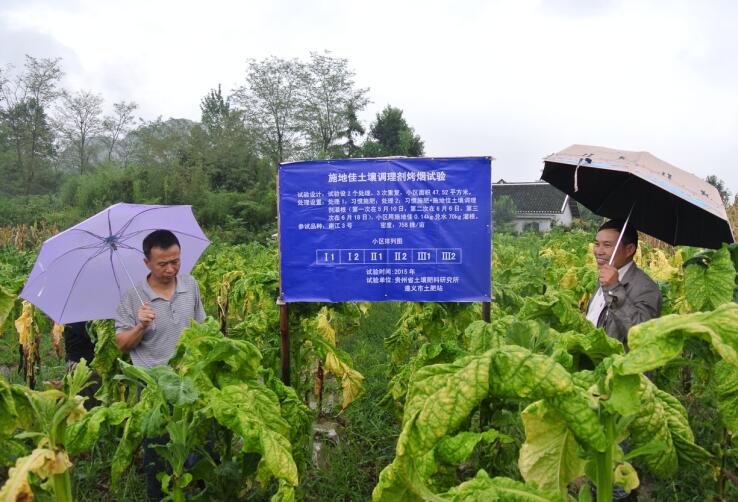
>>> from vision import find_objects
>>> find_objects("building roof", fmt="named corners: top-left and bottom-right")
top-left (493, 181), bottom-right (580, 217)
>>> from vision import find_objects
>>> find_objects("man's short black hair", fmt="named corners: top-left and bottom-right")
top-left (143, 230), bottom-right (180, 259)
top-left (598, 219), bottom-right (638, 249)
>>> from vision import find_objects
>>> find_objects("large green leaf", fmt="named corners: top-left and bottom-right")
top-left (402, 354), bottom-right (491, 456)
top-left (65, 402), bottom-right (130, 455)
top-left (374, 353), bottom-right (493, 502)
top-left (489, 346), bottom-right (606, 452)
top-left (436, 430), bottom-right (510, 466)
top-left (150, 366), bottom-right (198, 407)
top-left (0, 378), bottom-right (20, 438)
top-left (684, 246), bottom-right (736, 311)
top-left (627, 379), bottom-right (710, 478)
top-left (713, 360), bottom-right (738, 436)
top-left (206, 383), bottom-right (298, 491)
top-left (628, 379), bottom-right (677, 478)
top-left (553, 328), bottom-right (624, 363)
top-left (0, 285), bottom-right (15, 328)
top-left (728, 243), bottom-right (738, 302)
top-left (518, 400), bottom-right (587, 498)
top-left (441, 470), bottom-right (565, 501)
top-left (111, 407), bottom-right (144, 484)
top-left (169, 318), bottom-right (262, 389)
top-left (91, 320), bottom-right (120, 379)
top-left (373, 347), bottom-right (606, 501)
top-left (264, 371), bottom-right (313, 443)
top-left (615, 302), bottom-right (738, 375)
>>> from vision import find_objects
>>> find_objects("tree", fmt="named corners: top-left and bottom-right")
top-left (339, 100), bottom-right (365, 158)
top-left (200, 84), bottom-right (230, 135)
top-left (299, 51), bottom-right (368, 158)
top-left (492, 194), bottom-right (517, 230)
top-left (102, 100), bottom-right (138, 162)
top-left (194, 85), bottom-right (266, 191)
top-left (706, 174), bottom-right (731, 206)
top-left (362, 105), bottom-right (424, 157)
top-left (232, 57), bottom-right (305, 163)
top-left (55, 90), bottom-right (104, 174)
top-left (0, 56), bottom-right (63, 194)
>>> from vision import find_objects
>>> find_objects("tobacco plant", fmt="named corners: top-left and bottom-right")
top-left (0, 360), bottom-right (95, 502)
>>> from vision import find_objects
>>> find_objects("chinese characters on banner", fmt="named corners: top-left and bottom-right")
top-left (279, 157), bottom-right (492, 302)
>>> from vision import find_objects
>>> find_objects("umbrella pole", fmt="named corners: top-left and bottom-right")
top-left (608, 204), bottom-right (635, 267)
top-left (113, 248), bottom-right (155, 331)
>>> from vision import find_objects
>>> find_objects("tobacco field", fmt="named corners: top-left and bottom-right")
top-left (2, 227), bottom-right (738, 501)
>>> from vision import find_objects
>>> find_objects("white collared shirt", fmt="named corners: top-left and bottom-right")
top-left (586, 261), bottom-right (634, 327)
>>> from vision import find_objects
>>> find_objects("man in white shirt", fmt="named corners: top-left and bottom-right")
top-left (586, 219), bottom-right (662, 350)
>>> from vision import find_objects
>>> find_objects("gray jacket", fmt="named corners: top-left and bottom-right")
top-left (590, 262), bottom-right (662, 350)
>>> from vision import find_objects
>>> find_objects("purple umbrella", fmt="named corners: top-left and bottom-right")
top-left (20, 203), bottom-right (210, 324)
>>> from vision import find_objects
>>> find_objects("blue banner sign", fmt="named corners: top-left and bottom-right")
top-left (279, 157), bottom-right (492, 302)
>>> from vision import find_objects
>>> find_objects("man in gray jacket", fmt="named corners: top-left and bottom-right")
top-left (586, 219), bottom-right (662, 350)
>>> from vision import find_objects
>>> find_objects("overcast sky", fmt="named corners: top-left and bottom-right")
top-left (2, 0), bottom-right (737, 195)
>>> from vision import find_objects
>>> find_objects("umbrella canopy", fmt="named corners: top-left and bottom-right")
top-left (20, 203), bottom-right (210, 324)
top-left (542, 144), bottom-right (734, 249)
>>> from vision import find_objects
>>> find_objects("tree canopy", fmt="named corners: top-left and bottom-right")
top-left (0, 53), bottom-right (427, 243)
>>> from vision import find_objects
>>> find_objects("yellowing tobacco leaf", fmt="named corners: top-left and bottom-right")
top-left (0, 448), bottom-right (71, 501)
top-left (324, 351), bottom-right (364, 409)
top-left (217, 271), bottom-right (243, 313)
top-left (647, 250), bottom-right (679, 281)
top-left (672, 248), bottom-right (684, 269)
top-left (585, 243), bottom-right (597, 268)
top-left (614, 463), bottom-right (639, 493)
top-left (52, 323), bottom-right (65, 358)
top-left (315, 307), bottom-right (336, 347)
top-left (15, 301), bottom-right (33, 354)
top-left (559, 268), bottom-right (578, 290)
top-left (519, 400), bottom-right (586, 498)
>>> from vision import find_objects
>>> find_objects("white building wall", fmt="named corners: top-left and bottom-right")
top-left (513, 215), bottom-right (554, 232)
top-left (553, 204), bottom-right (574, 226)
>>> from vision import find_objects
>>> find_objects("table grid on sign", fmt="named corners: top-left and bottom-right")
top-left (314, 248), bottom-right (462, 265)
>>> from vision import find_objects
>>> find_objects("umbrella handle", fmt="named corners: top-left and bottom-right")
top-left (574, 158), bottom-right (583, 192)
top-left (113, 248), bottom-right (156, 332)
top-left (608, 204), bottom-right (635, 267)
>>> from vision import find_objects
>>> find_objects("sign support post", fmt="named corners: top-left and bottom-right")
top-left (277, 297), bottom-right (290, 385)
